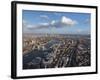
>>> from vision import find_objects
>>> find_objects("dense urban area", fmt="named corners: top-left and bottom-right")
top-left (23, 34), bottom-right (91, 69)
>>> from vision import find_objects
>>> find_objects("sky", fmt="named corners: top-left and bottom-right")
top-left (22, 10), bottom-right (91, 34)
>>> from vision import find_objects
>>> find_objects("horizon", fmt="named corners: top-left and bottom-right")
top-left (23, 32), bottom-right (90, 36)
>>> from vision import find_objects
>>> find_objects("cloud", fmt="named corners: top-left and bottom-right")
top-left (51, 20), bottom-right (56, 25)
top-left (22, 20), bottom-right (39, 32)
top-left (40, 15), bottom-right (49, 20)
top-left (25, 22), bottom-right (50, 30)
top-left (23, 20), bottom-right (27, 24)
top-left (76, 29), bottom-right (90, 34)
top-left (61, 16), bottom-right (77, 26)
top-left (77, 29), bottom-right (83, 33)
top-left (84, 18), bottom-right (90, 24)
top-left (22, 20), bottom-right (30, 32)
top-left (39, 23), bottom-right (49, 26)
top-left (50, 16), bottom-right (77, 28)
top-left (23, 16), bottom-right (77, 31)
top-left (54, 12), bottom-right (61, 16)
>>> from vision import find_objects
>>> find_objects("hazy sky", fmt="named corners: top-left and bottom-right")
top-left (22, 10), bottom-right (91, 34)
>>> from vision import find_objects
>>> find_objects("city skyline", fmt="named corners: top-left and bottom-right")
top-left (22, 10), bottom-right (91, 34)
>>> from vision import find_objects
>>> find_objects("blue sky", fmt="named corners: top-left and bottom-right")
top-left (22, 10), bottom-right (91, 34)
